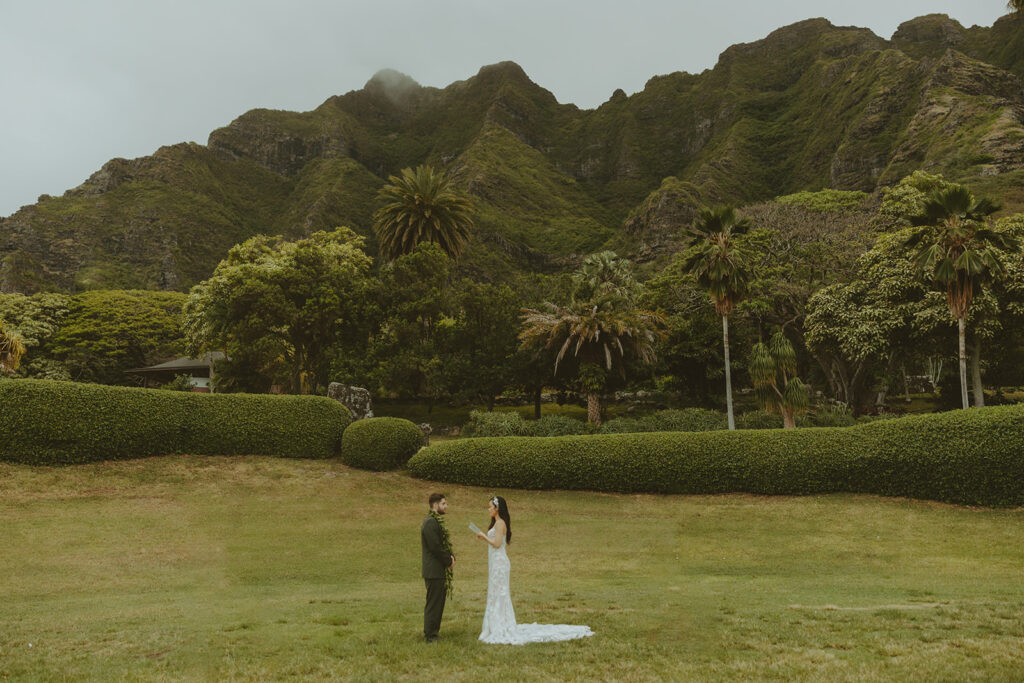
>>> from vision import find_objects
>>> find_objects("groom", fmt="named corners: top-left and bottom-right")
top-left (421, 492), bottom-right (454, 642)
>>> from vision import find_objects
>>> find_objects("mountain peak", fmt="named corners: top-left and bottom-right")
top-left (892, 13), bottom-right (965, 47)
top-left (364, 69), bottom-right (422, 102)
top-left (476, 61), bottom-right (529, 80)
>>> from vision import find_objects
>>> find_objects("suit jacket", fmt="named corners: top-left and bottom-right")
top-left (421, 515), bottom-right (452, 579)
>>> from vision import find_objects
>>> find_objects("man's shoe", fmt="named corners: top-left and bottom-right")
top-left (425, 635), bottom-right (439, 643)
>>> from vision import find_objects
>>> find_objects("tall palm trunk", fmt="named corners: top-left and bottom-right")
top-left (723, 314), bottom-right (735, 430)
top-left (957, 317), bottom-right (969, 410)
top-left (586, 392), bottom-right (601, 426)
top-left (971, 340), bottom-right (984, 407)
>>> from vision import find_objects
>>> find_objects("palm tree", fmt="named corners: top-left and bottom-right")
top-left (0, 319), bottom-right (26, 374)
top-left (683, 206), bottom-right (753, 430)
top-left (519, 293), bottom-right (665, 425)
top-left (904, 185), bottom-right (1012, 409)
top-left (1010, 0), bottom-right (1023, 15)
top-left (749, 331), bottom-right (809, 429)
top-left (372, 165), bottom-right (475, 262)
top-left (572, 251), bottom-right (640, 302)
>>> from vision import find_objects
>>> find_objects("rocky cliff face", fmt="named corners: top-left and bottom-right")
top-left (2, 13), bottom-right (1023, 293)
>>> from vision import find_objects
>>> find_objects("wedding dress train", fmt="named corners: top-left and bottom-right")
top-left (479, 527), bottom-right (594, 645)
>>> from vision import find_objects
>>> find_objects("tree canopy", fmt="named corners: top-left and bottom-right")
top-left (372, 165), bottom-right (475, 262)
top-left (183, 228), bottom-right (373, 394)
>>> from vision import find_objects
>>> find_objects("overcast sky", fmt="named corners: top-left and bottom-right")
top-left (0, 1), bottom-right (1010, 217)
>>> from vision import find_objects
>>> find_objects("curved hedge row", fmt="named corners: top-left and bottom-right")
top-left (408, 404), bottom-right (1024, 507)
top-left (0, 379), bottom-right (352, 465)
top-left (341, 417), bottom-right (424, 470)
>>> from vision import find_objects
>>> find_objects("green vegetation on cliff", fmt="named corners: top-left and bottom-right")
top-left (2, 13), bottom-right (1022, 293)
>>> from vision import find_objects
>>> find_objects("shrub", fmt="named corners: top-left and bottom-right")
top-left (857, 413), bottom-right (899, 423)
top-left (735, 410), bottom-right (784, 429)
top-left (809, 412), bottom-right (857, 428)
top-left (160, 374), bottom-right (195, 392)
top-left (0, 378), bottom-right (350, 465)
top-left (524, 415), bottom-right (596, 437)
top-left (601, 409), bottom-right (727, 434)
top-left (407, 405), bottom-right (1024, 507)
top-left (599, 417), bottom-right (643, 433)
top-left (341, 417), bottom-right (424, 471)
top-left (640, 408), bottom-right (727, 432)
top-left (808, 402), bottom-right (857, 428)
top-left (462, 410), bottom-right (526, 437)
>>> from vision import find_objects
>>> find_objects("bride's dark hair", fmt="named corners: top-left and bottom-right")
top-left (487, 496), bottom-right (512, 544)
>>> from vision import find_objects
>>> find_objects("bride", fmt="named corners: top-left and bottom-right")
top-left (474, 496), bottom-right (594, 645)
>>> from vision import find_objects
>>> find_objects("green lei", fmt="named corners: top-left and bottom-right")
top-left (429, 510), bottom-right (454, 599)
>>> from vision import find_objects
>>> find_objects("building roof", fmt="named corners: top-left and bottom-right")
top-left (125, 352), bottom-right (226, 374)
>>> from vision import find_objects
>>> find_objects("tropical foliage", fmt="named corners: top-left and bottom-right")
top-left (683, 206), bottom-right (753, 429)
top-left (0, 318), bottom-right (26, 373)
top-left (183, 228), bottom-right (373, 394)
top-left (0, 291), bottom-right (183, 384)
top-left (372, 165), bottom-right (475, 262)
top-left (749, 331), bottom-right (809, 428)
top-left (903, 185), bottom-right (1015, 409)
top-left (2, 170), bottom-right (1023, 425)
top-left (520, 252), bottom-right (665, 425)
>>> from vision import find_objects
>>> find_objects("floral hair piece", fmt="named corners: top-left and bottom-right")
top-left (491, 496), bottom-right (499, 506)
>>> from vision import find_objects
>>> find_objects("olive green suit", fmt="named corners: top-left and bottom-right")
top-left (421, 515), bottom-right (452, 640)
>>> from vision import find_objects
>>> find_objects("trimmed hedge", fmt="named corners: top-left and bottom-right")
top-left (341, 417), bottom-right (424, 470)
top-left (0, 378), bottom-right (350, 465)
top-left (408, 404), bottom-right (1024, 507)
top-left (462, 410), bottom-right (527, 437)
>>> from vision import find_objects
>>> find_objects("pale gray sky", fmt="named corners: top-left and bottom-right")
top-left (0, 1), bottom-right (1009, 217)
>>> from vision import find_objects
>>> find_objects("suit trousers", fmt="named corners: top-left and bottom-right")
top-left (424, 578), bottom-right (447, 639)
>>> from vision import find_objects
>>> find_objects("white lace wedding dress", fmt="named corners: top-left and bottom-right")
top-left (479, 527), bottom-right (594, 645)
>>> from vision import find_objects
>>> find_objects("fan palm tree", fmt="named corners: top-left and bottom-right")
top-left (372, 165), bottom-right (475, 262)
top-left (519, 293), bottom-right (665, 425)
top-left (683, 206), bottom-right (753, 430)
top-left (904, 185), bottom-right (1012, 409)
top-left (0, 319), bottom-right (26, 374)
top-left (571, 250), bottom-right (640, 302)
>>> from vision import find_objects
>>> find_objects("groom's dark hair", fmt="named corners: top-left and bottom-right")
top-left (428, 493), bottom-right (446, 507)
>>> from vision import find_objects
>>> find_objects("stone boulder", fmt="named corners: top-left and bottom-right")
top-left (327, 383), bottom-right (374, 420)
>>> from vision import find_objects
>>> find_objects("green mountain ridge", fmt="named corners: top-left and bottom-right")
top-left (2, 13), bottom-right (1022, 293)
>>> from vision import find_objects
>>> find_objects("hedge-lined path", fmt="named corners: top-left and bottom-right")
top-left (2, 455), bottom-right (1023, 680)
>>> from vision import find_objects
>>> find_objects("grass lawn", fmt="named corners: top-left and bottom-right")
top-left (1, 456), bottom-right (1023, 681)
